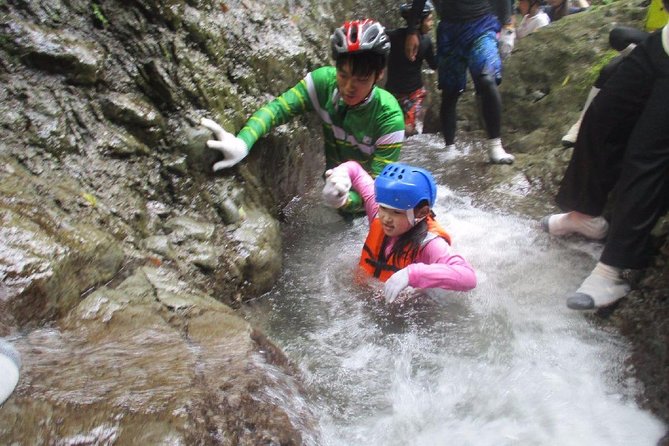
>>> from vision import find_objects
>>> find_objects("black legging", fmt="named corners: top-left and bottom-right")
top-left (556, 33), bottom-right (669, 269)
top-left (440, 73), bottom-right (501, 145)
top-left (601, 78), bottom-right (669, 269)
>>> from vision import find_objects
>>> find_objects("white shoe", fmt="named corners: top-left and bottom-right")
top-left (566, 262), bottom-right (630, 310)
top-left (486, 138), bottom-right (514, 164)
top-left (561, 119), bottom-right (581, 147)
top-left (540, 211), bottom-right (608, 240)
top-left (0, 339), bottom-right (20, 405)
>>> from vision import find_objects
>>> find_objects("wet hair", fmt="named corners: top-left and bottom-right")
top-left (335, 51), bottom-right (387, 78)
top-left (387, 201), bottom-right (432, 264)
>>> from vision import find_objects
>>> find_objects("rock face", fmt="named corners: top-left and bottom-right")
top-left (0, 0), bottom-right (399, 442)
top-left (2, 267), bottom-right (317, 444)
top-left (0, 0), bottom-right (667, 442)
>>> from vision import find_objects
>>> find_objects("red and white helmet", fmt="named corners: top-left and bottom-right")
top-left (331, 19), bottom-right (390, 59)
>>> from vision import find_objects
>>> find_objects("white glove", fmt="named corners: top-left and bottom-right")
top-left (384, 268), bottom-right (410, 304)
top-left (322, 168), bottom-right (351, 208)
top-left (200, 118), bottom-right (249, 171)
top-left (499, 27), bottom-right (516, 60)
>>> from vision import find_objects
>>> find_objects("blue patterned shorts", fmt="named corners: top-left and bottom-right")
top-left (437, 14), bottom-right (503, 94)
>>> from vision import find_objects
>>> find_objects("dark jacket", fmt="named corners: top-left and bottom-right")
top-left (385, 28), bottom-right (438, 94)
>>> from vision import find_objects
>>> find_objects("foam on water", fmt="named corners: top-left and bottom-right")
top-left (243, 138), bottom-right (666, 445)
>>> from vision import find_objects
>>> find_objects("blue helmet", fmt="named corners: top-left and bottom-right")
top-left (375, 163), bottom-right (437, 210)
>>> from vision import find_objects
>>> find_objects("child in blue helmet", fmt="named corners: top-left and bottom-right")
top-left (323, 161), bottom-right (476, 303)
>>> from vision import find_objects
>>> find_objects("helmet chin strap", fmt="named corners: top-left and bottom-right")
top-left (406, 209), bottom-right (428, 227)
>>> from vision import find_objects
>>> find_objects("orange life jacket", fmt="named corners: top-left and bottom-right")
top-left (359, 214), bottom-right (451, 282)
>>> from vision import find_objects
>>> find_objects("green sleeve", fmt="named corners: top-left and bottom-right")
top-left (342, 190), bottom-right (364, 214)
top-left (237, 78), bottom-right (314, 149)
top-left (367, 88), bottom-right (404, 177)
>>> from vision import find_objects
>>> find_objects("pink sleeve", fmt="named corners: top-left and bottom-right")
top-left (404, 238), bottom-right (477, 291)
top-left (331, 161), bottom-right (378, 223)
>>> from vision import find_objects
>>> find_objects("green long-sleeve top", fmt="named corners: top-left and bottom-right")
top-left (237, 66), bottom-right (405, 211)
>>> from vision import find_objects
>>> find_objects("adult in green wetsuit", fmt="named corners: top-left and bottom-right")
top-left (201, 19), bottom-right (405, 214)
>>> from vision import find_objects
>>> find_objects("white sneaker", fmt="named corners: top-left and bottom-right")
top-left (561, 118), bottom-right (581, 147)
top-left (566, 262), bottom-right (630, 310)
top-left (486, 138), bottom-right (514, 164)
top-left (0, 339), bottom-right (21, 405)
top-left (540, 211), bottom-right (608, 240)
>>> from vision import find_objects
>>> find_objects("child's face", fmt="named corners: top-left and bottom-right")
top-left (420, 13), bottom-right (434, 34)
top-left (336, 62), bottom-right (379, 106)
top-left (518, 0), bottom-right (530, 14)
top-left (377, 206), bottom-right (413, 237)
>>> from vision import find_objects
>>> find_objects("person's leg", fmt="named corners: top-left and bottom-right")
top-left (567, 78), bottom-right (669, 310)
top-left (436, 20), bottom-right (468, 149)
top-left (555, 96), bottom-right (635, 215)
top-left (396, 92), bottom-right (416, 136)
top-left (411, 87), bottom-right (428, 134)
top-left (469, 24), bottom-right (514, 164)
top-left (391, 92), bottom-right (413, 135)
top-left (561, 56), bottom-right (625, 147)
top-left (440, 89), bottom-right (459, 145)
top-left (544, 80), bottom-right (642, 238)
top-left (561, 85), bottom-right (600, 147)
top-left (475, 73), bottom-right (501, 139)
top-left (601, 78), bottom-right (669, 270)
top-left (543, 104), bottom-right (626, 239)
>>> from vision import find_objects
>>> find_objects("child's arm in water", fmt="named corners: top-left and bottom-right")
top-left (405, 241), bottom-right (477, 291)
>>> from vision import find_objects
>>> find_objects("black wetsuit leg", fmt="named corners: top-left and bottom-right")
top-left (473, 73), bottom-right (501, 139)
top-left (440, 89), bottom-right (459, 145)
top-left (601, 78), bottom-right (669, 269)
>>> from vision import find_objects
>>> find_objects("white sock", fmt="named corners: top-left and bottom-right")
top-left (546, 211), bottom-right (608, 240)
top-left (576, 262), bottom-right (630, 307)
top-left (581, 86), bottom-right (600, 113)
top-left (445, 144), bottom-right (456, 151)
top-left (486, 138), bottom-right (514, 164)
top-left (561, 118), bottom-right (581, 145)
top-left (619, 43), bottom-right (637, 57)
top-left (563, 87), bottom-right (600, 145)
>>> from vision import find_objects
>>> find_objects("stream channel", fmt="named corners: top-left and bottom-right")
top-left (241, 134), bottom-right (667, 445)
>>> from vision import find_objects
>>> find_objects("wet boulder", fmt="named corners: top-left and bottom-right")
top-left (2, 19), bottom-right (104, 85)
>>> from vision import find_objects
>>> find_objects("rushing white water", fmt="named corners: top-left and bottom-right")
top-left (242, 135), bottom-right (666, 446)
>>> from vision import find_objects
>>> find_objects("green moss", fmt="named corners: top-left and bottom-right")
top-left (91, 3), bottom-right (109, 28)
top-left (580, 49), bottom-right (618, 88)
